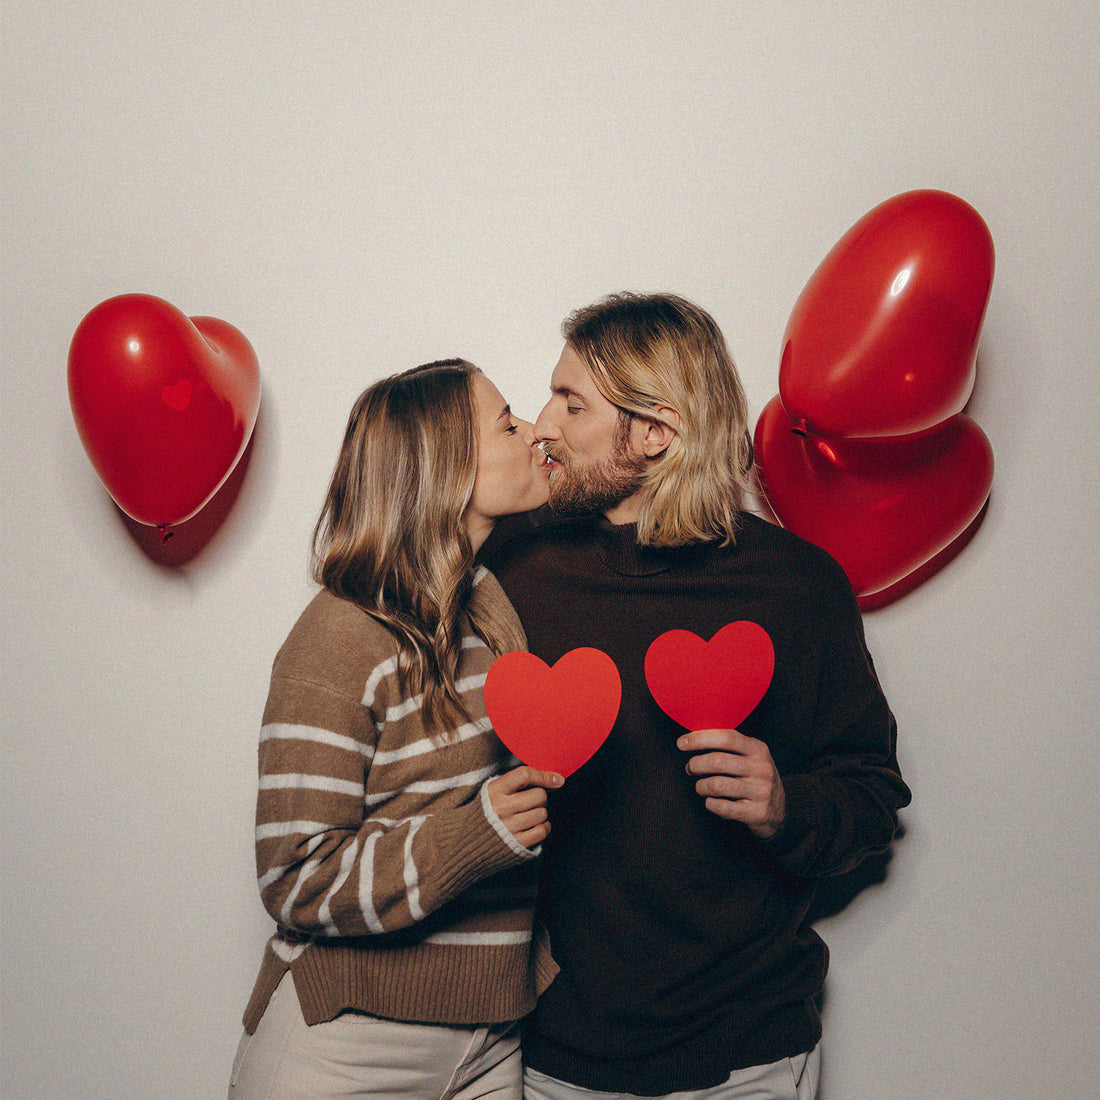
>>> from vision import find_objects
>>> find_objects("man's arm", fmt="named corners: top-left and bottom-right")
top-left (678, 702), bottom-right (909, 877)
top-left (679, 566), bottom-right (910, 878)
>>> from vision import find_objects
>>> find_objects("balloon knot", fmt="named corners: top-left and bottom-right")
top-left (790, 418), bottom-right (810, 438)
top-left (157, 526), bottom-right (174, 543)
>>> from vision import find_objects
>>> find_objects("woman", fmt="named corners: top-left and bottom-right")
top-left (229, 360), bottom-right (560, 1100)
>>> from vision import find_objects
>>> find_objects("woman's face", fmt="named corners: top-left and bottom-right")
top-left (466, 372), bottom-right (550, 548)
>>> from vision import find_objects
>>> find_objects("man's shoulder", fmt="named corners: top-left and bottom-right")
top-left (735, 511), bottom-right (839, 565)
top-left (725, 512), bottom-right (857, 602)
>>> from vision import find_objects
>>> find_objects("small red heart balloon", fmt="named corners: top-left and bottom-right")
top-left (484, 649), bottom-right (622, 777)
top-left (780, 189), bottom-right (994, 439)
top-left (754, 395), bottom-right (994, 605)
top-left (68, 294), bottom-right (261, 528)
top-left (644, 622), bottom-right (775, 731)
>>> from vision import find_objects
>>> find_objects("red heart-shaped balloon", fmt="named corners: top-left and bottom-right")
top-left (484, 649), bottom-right (622, 777)
top-left (780, 189), bottom-right (994, 439)
top-left (754, 395), bottom-right (993, 605)
top-left (68, 294), bottom-right (261, 528)
top-left (644, 622), bottom-right (775, 732)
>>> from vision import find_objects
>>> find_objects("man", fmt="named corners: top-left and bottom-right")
top-left (479, 292), bottom-right (910, 1100)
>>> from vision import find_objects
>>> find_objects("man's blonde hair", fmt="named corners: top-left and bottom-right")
top-left (562, 292), bottom-right (754, 547)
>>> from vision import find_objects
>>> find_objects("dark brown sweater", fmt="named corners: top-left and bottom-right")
top-left (481, 511), bottom-right (910, 1093)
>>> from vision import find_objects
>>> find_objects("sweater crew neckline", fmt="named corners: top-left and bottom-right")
top-left (593, 517), bottom-right (710, 577)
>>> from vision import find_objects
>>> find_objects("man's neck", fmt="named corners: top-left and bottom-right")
top-left (603, 491), bottom-right (643, 527)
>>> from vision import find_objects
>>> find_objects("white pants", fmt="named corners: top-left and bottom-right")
top-left (228, 973), bottom-right (523, 1100)
top-left (523, 1046), bottom-right (819, 1100)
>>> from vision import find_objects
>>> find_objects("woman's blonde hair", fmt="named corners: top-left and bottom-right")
top-left (311, 360), bottom-right (526, 735)
top-left (562, 292), bottom-right (754, 548)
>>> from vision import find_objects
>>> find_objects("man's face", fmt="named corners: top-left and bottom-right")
top-left (534, 344), bottom-right (647, 520)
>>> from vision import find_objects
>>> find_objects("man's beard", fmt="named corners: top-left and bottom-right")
top-left (546, 421), bottom-right (646, 517)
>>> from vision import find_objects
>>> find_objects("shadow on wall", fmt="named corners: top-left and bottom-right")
top-left (807, 823), bottom-right (907, 1100)
top-left (116, 406), bottom-right (264, 568)
top-left (806, 824), bottom-right (905, 926)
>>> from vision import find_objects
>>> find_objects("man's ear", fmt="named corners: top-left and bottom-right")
top-left (640, 405), bottom-right (680, 458)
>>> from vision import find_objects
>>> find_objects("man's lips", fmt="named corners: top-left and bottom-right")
top-left (538, 444), bottom-right (563, 471)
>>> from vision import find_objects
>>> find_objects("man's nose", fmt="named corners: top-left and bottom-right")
top-left (533, 401), bottom-right (558, 443)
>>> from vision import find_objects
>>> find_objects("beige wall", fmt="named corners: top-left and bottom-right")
top-left (3, 2), bottom-right (1098, 1096)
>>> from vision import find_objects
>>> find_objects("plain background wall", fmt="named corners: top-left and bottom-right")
top-left (3, 2), bottom-right (1098, 1097)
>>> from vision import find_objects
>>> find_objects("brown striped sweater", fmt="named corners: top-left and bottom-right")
top-left (241, 567), bottom-right (557, 1033)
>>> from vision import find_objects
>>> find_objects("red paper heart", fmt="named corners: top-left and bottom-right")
top-left (780, 189), bottom-right (994, 439)
top-left (644, 622), bottom-right (775, 731)
top-left (68, 294), bottom-right (261, 528)
top-left (484, 649), bottom-right (621, 777)
top-left (754, 395), bottom-right (993, 606)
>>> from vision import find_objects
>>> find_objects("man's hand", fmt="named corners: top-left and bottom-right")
top-left (678, 729), bottom-right (786, 839)
top-left (486, 765), bottom-right (563, 849)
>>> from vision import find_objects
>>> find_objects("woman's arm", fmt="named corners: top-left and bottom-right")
top-left (255, 672), bottom-right (555, 938)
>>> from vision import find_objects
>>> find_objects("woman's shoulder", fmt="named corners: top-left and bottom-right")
top-left (471, 563), bottom-right (509, 605)
top-left (272, 588), bottom-right (397, 689)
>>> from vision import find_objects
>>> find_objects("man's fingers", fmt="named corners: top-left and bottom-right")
top-left (676, 729), bottom-right (752, 754)
top-left (684, 750), bottom-right (744, 777)
top-left (694, 774), bottom-right (765, 801)
top-left (703, 797), bottom-right (746, 822)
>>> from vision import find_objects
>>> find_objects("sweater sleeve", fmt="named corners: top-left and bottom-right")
top-left (763, 569), bottom-right (912, 879)
top-left (254, 604), bottom-right (535, 939)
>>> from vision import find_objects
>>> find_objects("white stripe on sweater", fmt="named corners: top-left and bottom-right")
top-left (259, 773), bottom-right (364, 798)
top-left (403, 817), bottom-right (428, 922)
top-left (372, 714), bottom-right (493, 767)
top-left (359, 830), bottom-right (385, 933)
top-left (318, 836), bottom-right (362, 935)
top-left (260, 723), bottom-right (372, 758)
top-left (256, 819), bottom-right (333, 841)
top-left (278, 834), bottom-right (329, 926)
top-left (362, 634), bottom-right (488, 711)
top-left (382, 669), bottom-right (489, 725)
top-left (363, 764), bottom-right (499, 808)
top-left (425, 930), bottom-right (531, 946)
top-left (361, 653), bottom-right (400, 708)
top-left (257, 862), bottom-right (290, 892)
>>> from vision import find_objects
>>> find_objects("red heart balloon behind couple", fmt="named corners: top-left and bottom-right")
top-left (755, 397), bottom-right (993, 606)
top-left (68, 293), bottom-right (261, 529)
top-left (484, 624), bottom-right (774, 777)
top-left (756, 189), bottom-right (996, 608)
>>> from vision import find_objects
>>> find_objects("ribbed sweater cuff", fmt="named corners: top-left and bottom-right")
top-left (481, 781), bottom-right (541, 860)
top-left (427, 790), bottom-right (535, 904)
top-left (762, 773), bottom-right (827, 875)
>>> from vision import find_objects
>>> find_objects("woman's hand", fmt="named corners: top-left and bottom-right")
top-left (487, 765), bottom-right (563, 848)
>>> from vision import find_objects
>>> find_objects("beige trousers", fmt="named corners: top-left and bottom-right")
top-left (523, 1046), bottom-right (820, 1100)
top-left (228, 973), bottom-right (522, 1100)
